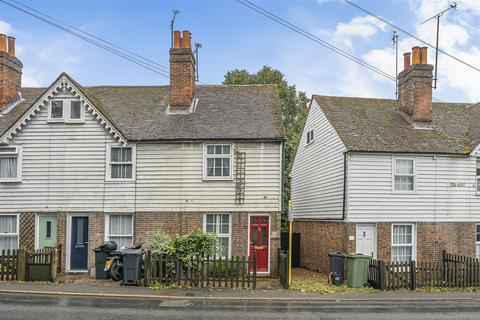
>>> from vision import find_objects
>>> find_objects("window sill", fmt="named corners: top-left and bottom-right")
top-left (0, 178), bottom-right (22, 183)
top-left (105, 178), bottom-right (136, 183)
top-left (202, 176), bottom-right (233, 181)
top-left (305, 140), bottom-right (315, 147)
top-left (47, 119), bottom-right (65, 123)
top-left (66, 120), bottom-right (85, 124)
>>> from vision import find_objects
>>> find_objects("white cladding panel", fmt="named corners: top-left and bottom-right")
top-left (0, 105), bottom-right (281, 212)
top-left (290, 99), bottom-right (347, 219)
top-left (347, 153), bottom-right (480, 222)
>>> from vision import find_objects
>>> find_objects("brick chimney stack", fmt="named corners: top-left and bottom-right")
top-left (0, 34), bottom-right (22, 111)
top-left (169, 30), bottom-right (196, 113)
top-left (398, 46), bottom-right (433, 127)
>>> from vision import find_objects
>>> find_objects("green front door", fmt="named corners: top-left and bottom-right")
top-left (38, 215), bottom-right (57, 249)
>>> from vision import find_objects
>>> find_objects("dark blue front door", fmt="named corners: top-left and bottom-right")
top-left (70, 216), bottom-right (88, 270)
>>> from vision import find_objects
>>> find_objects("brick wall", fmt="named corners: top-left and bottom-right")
top-left (43, 211), bottom-right (280, 275)
top-left (0, 51), bottom-right (22, 109)
top-left (293, 220), bottom-right (352, 274)
top-left (294, 221), bottom-right (478, 275)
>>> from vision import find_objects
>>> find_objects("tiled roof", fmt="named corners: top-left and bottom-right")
top-left (0, 74), bottom-right (284, 142)
top-left (313, 95), bottom-right (475, 155)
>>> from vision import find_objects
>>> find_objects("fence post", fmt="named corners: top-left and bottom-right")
top-left (410, 260), bottom-right (416, 291)
top-left (253, 251), bottom-right (257, 289)
top-left (378, 260), bottom-right (385, 290)
top-left (17, 248), bottom-right (26, 281)
top-left (50, 249), bottom-right (58, 282)
top-left (144, 250), bottom-right (151, 287)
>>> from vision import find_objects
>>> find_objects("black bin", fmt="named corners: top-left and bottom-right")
top-left (122, 249), bottom-right (144, 286)
top-left (93, 247), bottom-right (109, 279)
top-left (328, 251), bottom-right (346, 286)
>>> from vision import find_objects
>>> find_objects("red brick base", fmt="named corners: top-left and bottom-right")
top-left (24, 211), bottom-right (280, 276)
top-left (294, 220), bottom-right (478, 275)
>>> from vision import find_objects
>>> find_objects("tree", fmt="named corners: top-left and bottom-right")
top-left (223, 66), bottom-right (309, 230)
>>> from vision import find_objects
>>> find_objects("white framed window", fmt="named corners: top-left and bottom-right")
top-left (306, 130), bottom-right (314, 145)
top-left (106, 145), bottom-right (136, 181)
top-left (105, 214), bottom-right (133, 249)
top-left (392, 224), bottom-right (415, 262)
top-left (203, 144), bottom-right (232, 180)
top-left (476, 224), bottom-right (480, 259)
top-left (476, 159), bottom-right (480, 193)
top-left (0, 215), bottom-right (19, 251)
top-left (0, 146), bottom-right (22, 182)
top-left (203, 213), bottom-right (231, 257)
top-left (48, 99), bottom-right (84, 122)
top-left (393, 158), bottom-right (415, 191)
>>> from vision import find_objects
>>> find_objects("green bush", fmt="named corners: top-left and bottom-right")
top-left (151, 229), bottom-right (219, 268)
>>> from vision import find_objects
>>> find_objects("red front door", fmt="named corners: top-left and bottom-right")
top-left (249, 215), bottom-right (269, 272)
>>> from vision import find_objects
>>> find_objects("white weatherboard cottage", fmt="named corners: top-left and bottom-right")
top-left (291, 46), bottom-right (480, 274)
top-left (0, 31), bottom-right (284, 275)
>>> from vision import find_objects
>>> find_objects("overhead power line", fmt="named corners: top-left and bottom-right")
top-left (344, 0), bottom-right (480, 73)
top-left (236, 0), bottom-right (443, 102)
top-left (0, 0), bottom-right (170, 78)
top-left (236, 0), bottom-right (396, 82)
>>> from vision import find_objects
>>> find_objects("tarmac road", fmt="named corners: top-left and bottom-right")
top-left (2, 292), bottom-right (480, 319)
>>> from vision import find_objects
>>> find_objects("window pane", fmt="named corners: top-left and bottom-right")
top-left (214, 167), bottom-right (222, 176)
top-left (76, 219), bottom-right (84, 244)
top-left (222, 158), bottom-right (230, 176)
top-left (109, 215), bottom-right (132, 236)
top-left (70, 101), bottom-right (81, 119)
top-left (215, 146), bottom-right (222, 154)
top-left (111, 148), bottom-right (121, 162)
top-left (214, 158), bottom-right (222, 167)
top-left (477, 178), bottom-right (480, 192)
top-left (124, 164), bottom-right (132, 179)
top-left (0, 216), bottom-right (17, 233)
top-left (0, 157), bottom-right (17, 179)
top-left (222, 145), bottom-right (230, 154)
top-left (0, 236), bottom-right (18, 251)
top-left (393, 225), bottom-right (413, 245)
top-left (111, 164), bottom-right (121, 179)
top-left (207, 145), bottom-right (215, 154)
top-left (392, 246), bottom-right (412, 262)
top-left (260, 227), bottom-right (267, 246)
top-left (252, 229), bottom-right (258, 246)
top-left (396, 159), bottom-right (413, 175)
top-left (219, 237), bottom-right (229, 257)
top-left (395, 176), bottom-right (414, 191)
top-left (477, 244), bottom-right (480, 259)
top-left (110, 236), bottom-right (133, 248)
top-left (46, 221), bottom-right (52, 239)
top-left (51, 101), bottom-right (63, 119)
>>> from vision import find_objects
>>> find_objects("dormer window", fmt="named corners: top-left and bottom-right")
top-left (50, 101), bottom-right (63, 120)
top-left (48, 99), bottom-right (84, 123)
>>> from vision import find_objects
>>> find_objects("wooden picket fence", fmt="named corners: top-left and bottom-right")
top-left (144, 251), bottom-right (257, 289)
top-left (368, 251), bottom-right (480, 290)
top-left (0, 249), bottom-right (18, 281)
top-left (0, 248), bottom-right (58, 282)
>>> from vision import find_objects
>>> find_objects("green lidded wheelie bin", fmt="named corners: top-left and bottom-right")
top-left (345, 253), bottom-right (372, 288)
top-left (93, 247), bottom-right (109, 279)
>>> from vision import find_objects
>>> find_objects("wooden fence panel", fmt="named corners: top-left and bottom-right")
top-left (0, 249), bottom-right (17, 281)
top-left (144, 251), bottom-right (257, 289)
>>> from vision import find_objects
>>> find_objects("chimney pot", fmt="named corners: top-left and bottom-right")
top-left (173, 31), bottom-right (181, 49)
top-left (403, 52), bottom-right (411, 70)
top-left (182, 31), bottom-right (191, 49)
top-left (0, 34), bottom-right (6, 53)
top-left (412, 46), bottom-right (421, 65)
top-left (420, 47), bottom-right (428, 64)
top-left (7, 36), bottom-right (15, 57)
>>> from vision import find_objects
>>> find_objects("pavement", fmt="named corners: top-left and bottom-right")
top-left (2, 280), bottom-right (480, 301)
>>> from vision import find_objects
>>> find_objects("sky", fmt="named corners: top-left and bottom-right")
top-left (1, 0), bottom-right (480, 103)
